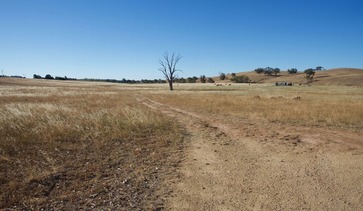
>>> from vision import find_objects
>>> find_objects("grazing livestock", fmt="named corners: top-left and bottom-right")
top-left (275, 82), bottom-right (293, 86)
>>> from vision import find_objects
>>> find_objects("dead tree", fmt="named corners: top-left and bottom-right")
top-left (159, 52), bottom-right (182, 91)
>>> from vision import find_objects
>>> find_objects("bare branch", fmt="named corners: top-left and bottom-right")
top-left (158, 59), bottom-right (169, 81)
top-left (158, 52), bottom-right (182, 91)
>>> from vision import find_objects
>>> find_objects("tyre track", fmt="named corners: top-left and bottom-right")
top-left (136, 95), bottom-right (363, 211)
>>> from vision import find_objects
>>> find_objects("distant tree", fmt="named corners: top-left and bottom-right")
top-left (207, 77), bottom-right (215, 83)
top-left (55, 76), bottom-right (69, 80)
top-left (231, 75), bottom-right (250, 83)
top-left (176, 77), bottom-right (187, 83)
top-left (264, 67), bottom-right (273, 75)
top-left (231, 73), bottom-right (236, 78)
top-left (304, 68), bottom-right (316, 83)
top-left (316, 66), bottom-right (325, 71)
top-left (33, 74), bottom-right (42, 79)
top-left (158, 52), bottom-right (182, 91)
top-left (272, 68), bottom-right (280, 76)
top-left (287, 68), bottom-right (298, 74)
top-left (254, 68), bottom-right (265, 74)
top-left (186, 77), bottom-right (196, 83)
top-left (200, 75), bottom-right (207, 83)
top-left (219, 72), bottom-right (226, 80)
top-left (45, 74), bottom-right (54, 79)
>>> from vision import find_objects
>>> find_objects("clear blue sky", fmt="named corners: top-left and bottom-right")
top-left (1, 0), bottom-right (362, 80)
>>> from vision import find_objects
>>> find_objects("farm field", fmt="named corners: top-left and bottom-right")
top-left (1, 77), bottom-right (363, 210)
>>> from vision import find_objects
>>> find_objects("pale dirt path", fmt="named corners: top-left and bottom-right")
top-left (136, 96), bottom-right (363, 210)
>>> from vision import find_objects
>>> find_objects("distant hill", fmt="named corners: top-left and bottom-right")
top-left (213, 68), bottom-right (363, 86)
top-left (1, 68), bottom-right (362, 87)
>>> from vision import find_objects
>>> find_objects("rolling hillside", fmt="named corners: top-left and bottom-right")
top-left (214, 68), bottom-right (363, 86)
top-left (1, 68), bottom-right (362, 87)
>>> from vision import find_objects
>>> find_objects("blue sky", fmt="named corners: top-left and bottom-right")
top-left (1, 0), bottom-right (362, 80)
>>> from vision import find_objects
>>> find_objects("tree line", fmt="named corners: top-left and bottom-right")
top-left (216, 73), bottom-right (251, 83)
top-left (33, 74), bottom-right (167, 84)
top-left (32, 50), bottom-right (325, 92)
top-left (32, 73), bottom-right (203, 84)
top-left (253, 66), bottom-right (324, 77)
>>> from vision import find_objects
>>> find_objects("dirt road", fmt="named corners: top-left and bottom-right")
top-left (138, 96), bottom-right (363, 210)
top-left (138, 95), bottom-right (363, 210)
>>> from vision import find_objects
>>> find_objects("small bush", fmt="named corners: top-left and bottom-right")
top-left (230, 75), bottom-right (250, 83)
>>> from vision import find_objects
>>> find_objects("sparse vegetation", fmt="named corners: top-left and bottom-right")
top-left (207, 77), bottom-right (215, 83)
top-left (33, 74), bottom-right (42, 79)
top-left (254, 68), bottom-right (265, 74)
top-left (200, 75), bottom-right (207, 83)
top-left (186, 76), bottom-right (198, 83)
top-left (219, 72), bottom-right (226, 80)
top-left (1, 72), bottom-right (363, 209)
top-left (272, 68), bottom-right (280, 76)
top-left (230, 75), bottom-right (250, 83)
top-left (255, 67), bottom-right (280, 76)
top-left (304, 68), bottom-right (316, 83)
top-left (146, 84), bottom-right (363, 131)
top-left (287, 68), bottom-right (298, 74)
top-left (0, 82), bottom-right (184, 209)
top-left (45, 74), bottom-right (54, 80)
top-left (316, 66), bottom-right (325, 71)
top-left (264, 67), bottom-right (273, 75)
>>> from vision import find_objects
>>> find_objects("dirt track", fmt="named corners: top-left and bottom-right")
top-left (138, 96), bottom-right (363, 210)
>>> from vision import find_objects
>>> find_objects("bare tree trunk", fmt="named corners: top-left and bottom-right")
top-left (168, 80), bottom-right (174, 91)
top-left (158, 52), bottom-right (182, 91)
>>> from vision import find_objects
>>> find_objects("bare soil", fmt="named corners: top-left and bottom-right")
top-left (138, 95), bottom-right (363, 210)
top-left (0, 134), bottom-right (184, 210)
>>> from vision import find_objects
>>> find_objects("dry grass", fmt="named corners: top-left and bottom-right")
top-left (1, 78), bottom-right (362, 209)
top-left (145, 84), bottom-right (363, 131)
top-left (1, 94), bottom-right (171, 144)
top-left (211, 68), bottom-right (363, 86)
top-left (0, 83), bottom-right (184, 209)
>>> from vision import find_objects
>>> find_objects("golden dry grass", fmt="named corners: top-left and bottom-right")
top-left (1, 78), bottom-right (362, 209)
top-left (0, 81), bottom-right (184, 209)
top-left (144, 83), bottom-right (363, 131)
top-left (1, 93), bottom-right (172, 144)
top-left (212, 68), bottom-right (363, 86)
